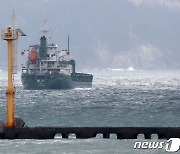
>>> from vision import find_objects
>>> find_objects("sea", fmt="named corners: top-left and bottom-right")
top-left (0, 69), bottom-right (180, 154)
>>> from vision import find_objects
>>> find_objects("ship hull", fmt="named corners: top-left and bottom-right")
top-left (21, 73), bottom-right (93, 90)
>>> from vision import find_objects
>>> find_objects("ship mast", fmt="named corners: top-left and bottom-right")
top-left (40, 20), bottom-right (51, 38)
top-left (2, 23), bottom-right (26, 128)
top-left (67, 35), bottom-right (70, 60)
top-left (68, 35), bottom-right (70, 51)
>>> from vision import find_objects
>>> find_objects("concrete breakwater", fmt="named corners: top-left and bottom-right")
top-left (0, 127), bottom-right (180, 139)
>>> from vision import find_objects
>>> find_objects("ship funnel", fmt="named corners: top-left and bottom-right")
top-left (70, 59), bottom-right (75, 73)
top-left (39, 36), bottom-right (47, 58)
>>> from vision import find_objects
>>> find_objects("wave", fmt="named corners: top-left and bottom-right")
top-left (107, 68), bottom-right (124, 71)
top-left (127, 66), bottom-right (135, 71)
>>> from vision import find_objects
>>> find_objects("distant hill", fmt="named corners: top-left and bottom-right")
top-left (0, 0), bottom-right (180, 70)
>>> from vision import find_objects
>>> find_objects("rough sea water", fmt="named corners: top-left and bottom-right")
top-left (0, 69), bottom-right (180, 154)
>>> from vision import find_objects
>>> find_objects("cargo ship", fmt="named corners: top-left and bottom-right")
top-left (21, 31), bottom-right (93, 89)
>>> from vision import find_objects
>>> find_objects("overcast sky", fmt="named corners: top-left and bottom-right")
top-left (0, 0), bottom-right (180, 70)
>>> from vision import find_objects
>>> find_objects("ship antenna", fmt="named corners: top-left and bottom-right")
top-left (40, 20), bottom-right (50, 37)
top-left (68, 35), bottom-right (70, 51)
top-left (12, 10), bottom-right (15, 29)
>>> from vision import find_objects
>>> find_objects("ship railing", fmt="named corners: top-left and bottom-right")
top-left (2, 29), bottom-right (18, 40)
top-left (72, 73), bottom-right (93, 76)
top-left (22, 68), bottom-right (63, 74)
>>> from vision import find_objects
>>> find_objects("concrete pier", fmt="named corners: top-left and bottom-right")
top-left (0, 127), bottom-right (180, 139)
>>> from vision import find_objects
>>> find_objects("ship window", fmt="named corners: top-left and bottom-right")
top-left (22, 70), bottom-right (27, 73)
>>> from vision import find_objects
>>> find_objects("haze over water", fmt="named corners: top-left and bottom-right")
top-left (0, 69), bottom-right (180, 153)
